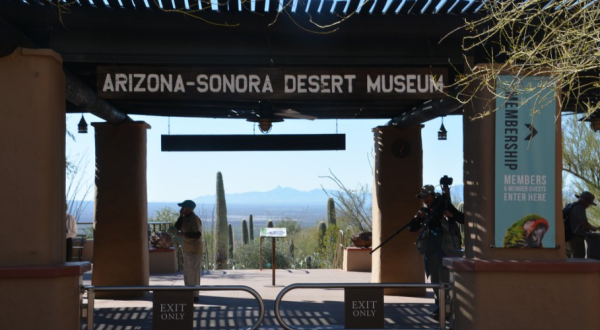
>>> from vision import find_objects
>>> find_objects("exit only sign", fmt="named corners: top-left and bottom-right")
top-left (344, 288), bottom-right (384, 328)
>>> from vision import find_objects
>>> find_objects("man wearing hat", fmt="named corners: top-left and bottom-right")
top-left (174, 200), bottom-right (203, 302)
top-left (409, 184), bottom-right (464, 318)
top-left (566, 191), bottom-right (599, 258)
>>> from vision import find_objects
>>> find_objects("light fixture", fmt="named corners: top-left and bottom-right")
top-left (258, 118), bottom-right (273, 133)
top-left (78, 114), bottom-right (88, 134)
top-left (247, 116), bottom-right (283, 134)
top-left (438, 116), bottom-right (447, 140)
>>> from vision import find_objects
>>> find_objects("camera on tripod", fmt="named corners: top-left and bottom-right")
top-left (371, 174), bottom-right (457, 255)
top-left (440, 175), bottom-right (453, 188)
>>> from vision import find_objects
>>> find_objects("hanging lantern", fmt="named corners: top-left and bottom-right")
top-left (78, 114), bottom-right (88, 134)
top-left (438, 117), bottom-right (447, 140)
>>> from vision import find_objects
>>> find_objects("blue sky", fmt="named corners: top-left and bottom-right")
top-left (66, 114), bottom-right (463, 202)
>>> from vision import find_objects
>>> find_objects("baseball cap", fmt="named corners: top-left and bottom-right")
top-left (416, 185), bottom-right (436, 198)
top-left (177, 200), bottom-right (197, 210)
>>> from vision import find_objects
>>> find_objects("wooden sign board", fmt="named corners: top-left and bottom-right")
top-left (344, 288), bottom-right (384, 329)
top-left (260, 228), bottom-right (287, 237)
top-left (153, 291), bottom-right (194, 330)
top-left (97, 67), bottom-right (447, 100)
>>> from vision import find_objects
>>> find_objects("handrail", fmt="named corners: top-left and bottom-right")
top-left (81, 285), bottom-right (265, 330)
top-left (148, 221), bottom-right (171, 234)
top-left (77, 221), bottom-right (171, 225)
top-left (274, 282), bottom-right (450, 330)
top-left (77, 221), bottom-right (172, 236)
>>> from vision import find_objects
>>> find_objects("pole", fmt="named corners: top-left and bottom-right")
top-left (259, 237), bottom-right (263, 271)
top-left (370, 220), bottom-right (412, 254)
top-left (272, 237), bottom-right (276, 286)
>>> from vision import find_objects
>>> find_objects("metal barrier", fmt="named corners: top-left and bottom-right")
top-left (274, 283), bottom-right (451, 330)
top-left (81, 285), bottom-right (265, 330)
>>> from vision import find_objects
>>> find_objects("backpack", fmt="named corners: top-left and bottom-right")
top-left (563, 203), bottom-right (577, 242)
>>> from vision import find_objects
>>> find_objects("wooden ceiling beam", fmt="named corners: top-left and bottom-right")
top-left (0, 1), bottom-right (470, 39)
top-left (388, 86), bottom-right (464, 128)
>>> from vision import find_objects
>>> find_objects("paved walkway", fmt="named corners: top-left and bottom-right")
top-left (83, 269), bottom-right (439, 329)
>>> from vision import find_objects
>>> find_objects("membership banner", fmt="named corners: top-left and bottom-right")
top-left (494, 75), bottom-right (556, 248)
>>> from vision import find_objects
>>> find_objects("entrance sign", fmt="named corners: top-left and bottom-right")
top-left (97, 67), bottom-right (447, 100)
top-left (344, 288), bottom-right (384, 329)
top-left (153, 291), bottom-right (194, 330)
top-left (494, 75), bottom-right (556, 248)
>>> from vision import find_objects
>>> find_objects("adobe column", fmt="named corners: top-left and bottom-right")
top-left (92, 121), bottom-right (150, 298)
top-left (0, 48), bottom-right (90, 330)
top-left (371, 125), bottom-right (426, 296)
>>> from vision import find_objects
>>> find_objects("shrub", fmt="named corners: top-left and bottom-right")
top-left (232, 239), bottom-right (291, 269)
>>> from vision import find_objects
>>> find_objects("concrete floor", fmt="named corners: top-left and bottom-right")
top-left (82, 269), bottom-right (441, 329)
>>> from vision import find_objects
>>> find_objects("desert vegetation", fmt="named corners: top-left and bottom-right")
top-left (149, 171), bottom-right (372, 271)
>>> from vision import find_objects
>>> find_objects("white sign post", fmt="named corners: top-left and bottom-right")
top-left (259, 228), bottom-right (287, 286)
top-left (260, 228), bottom-right (287, 238)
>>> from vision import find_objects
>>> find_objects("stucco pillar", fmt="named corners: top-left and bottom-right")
top-left (92, 121), bottom-right (150, 298)
top-left (371, 125), bottom-right (426, 296)
top-left (0, 48), bottom-right (90, 330)
top-left (0, 48), bottom-right (65, 265)
top-left (446, 66), bottom-right (600, 330)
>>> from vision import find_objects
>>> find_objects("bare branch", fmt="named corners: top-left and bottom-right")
top-left (446, 0), bottom-right (600, 118)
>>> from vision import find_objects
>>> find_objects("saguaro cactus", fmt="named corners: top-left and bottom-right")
top-left (242, 219), bottom-right (249, 244)
top-left (327, 198), bottom-right (337, 227)
top-left (289, 239), bottom-right (295, 259)
top-left (267, 220), bottom-right (274, 228)
top-left (249, 214), bottom-right (254, 241)
top-left (214, 171), bottom-right (229, 269)
top-left (318, 221), bottom-right (326, 248)
top-left (228, 224), bottom-right (234, 259)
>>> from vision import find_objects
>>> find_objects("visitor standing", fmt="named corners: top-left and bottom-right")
top-left (409, 184), bottom-right (463, 319)
top-left (566, 191), bottom-right (599, 258)
top-left (174, 200), bottom-right (203, 302)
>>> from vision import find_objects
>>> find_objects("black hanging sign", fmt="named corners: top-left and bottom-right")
top-left (161, 134), bottom-right (346, 152)
top-left (153, 291), bottom-right (194, 330)
top-left (344, 288), bottom-right (384, 329)
top-left (97, 67), bottom-right (447, 100)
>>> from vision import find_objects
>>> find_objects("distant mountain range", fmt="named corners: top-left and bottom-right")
top-left (193, 186), bottom-right (334, 205)
top-left (74, 185), bottom-right (464, 226)
top-left (190, 184), bottom-right (464, 205)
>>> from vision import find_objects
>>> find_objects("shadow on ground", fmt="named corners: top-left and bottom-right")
top-left (83, 295), bottom-right (440, 329)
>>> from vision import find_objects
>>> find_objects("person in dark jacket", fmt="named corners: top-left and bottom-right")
top-left (409, 185), bottom-right (464, 319)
